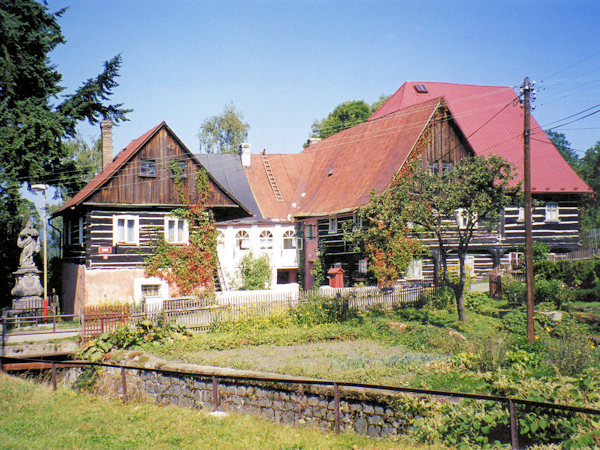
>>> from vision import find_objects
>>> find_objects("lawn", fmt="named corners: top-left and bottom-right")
top-left (0, 373), bottom-right (420, 449)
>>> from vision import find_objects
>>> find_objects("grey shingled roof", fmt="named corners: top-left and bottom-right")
top-left (195, 154), bottom-right (263, 221)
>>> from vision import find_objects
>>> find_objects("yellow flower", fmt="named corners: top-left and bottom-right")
top-left (535, 335), bottom-right (540, 340)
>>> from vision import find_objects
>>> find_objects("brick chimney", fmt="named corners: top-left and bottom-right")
top-left (100, 120), bottom-right (113, 170)
top-left (239, 142), bottom-right (251, 168)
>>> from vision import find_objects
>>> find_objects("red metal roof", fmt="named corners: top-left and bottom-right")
top-left (245, 152), bottom-right (315, 221)
top-left (293, 99), bottom-right (441, 217)
top-left (371, 82), bottom-right (591, 194)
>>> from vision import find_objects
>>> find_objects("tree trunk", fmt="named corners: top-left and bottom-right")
top-left (456, 289), bottom-right (467, 322)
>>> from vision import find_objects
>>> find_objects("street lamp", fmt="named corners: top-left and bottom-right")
top-left (31, 184), bottom-right (48, 307)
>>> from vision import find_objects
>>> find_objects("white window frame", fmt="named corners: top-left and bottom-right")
top-left (328, 217), bottom-right (338, 234)
top-left (456, 208), bottom-right (477, 230)
top-left (406, 258), bottom-right (423, 279)
top-left (283, 230), bottom-right (296, 250)
top-left (112, 215), bottom-right (139, 245)
top-left (235, 230), bottom-right (250, 251)
top-left (260, 230), bottom-right (274, 250)
top-left (353, 213), bottom-right (363, 229)
top-left (465, 255), bottom-right (475, 277)
top-left (545, 202), bottom-right (559, 222)
top-left (358, 259), bottom-right (368, 274)
top-left (164, 216), bottom-right (189, 244)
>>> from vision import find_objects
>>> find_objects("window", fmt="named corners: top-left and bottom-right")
top-left (260, 230), bottom-right (273, 250)
top-left (140, 159), bottom-right (156, 177)
top-left (545, 202), bottom-right (559, 222)
top-left (354, 214), bottom-right (363, 229)
top-left (465, 255), bottom-right (475, 276)
top-left (283, 230), bottom-right (296, 249)
top-left (406, 259), bottom-right (423, 279)
top-left (305, 224), bottom-right (315, 240)
top-left (328, 217), bottom-right (338, 234)
top-left (113, 215), bottom-right (139, 245)
top-left (429, 162), bottom-right (452, 175)
top-left (217, 231), bottom-right (225, 252)
top-left (296, 238), bottom-right (303, 250)
top-left (141, 284), bottom-right (161, 298)
top-left (235, 230), bottom-right (250, 251)
top-left (358, 259), bottom-right (368, 274)
top-left (456, 208), bottom-right (477, 230)
top-left (164, 217), bottom-right (188, 243)
top-left (170, 160), bottom-right (186, 177)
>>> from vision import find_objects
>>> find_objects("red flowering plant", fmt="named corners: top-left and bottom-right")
top-left (144, 162), bottom-right (218, 296)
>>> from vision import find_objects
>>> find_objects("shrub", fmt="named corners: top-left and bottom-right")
top-left (237, 253), bottom-right (272, 290)
top-left (290, 295), bottom-right (355, 326)
top-left (425, 286), bottom-right (454, 311)
top-left (79, 320), bottom-right (191, 362)
top-left (503, 279), bottom-right (526, 306)
top-left (534, 276), bottom-right (574, 310)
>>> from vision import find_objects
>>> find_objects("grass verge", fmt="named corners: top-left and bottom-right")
top-left (0, 373), bottom-right (420, 449)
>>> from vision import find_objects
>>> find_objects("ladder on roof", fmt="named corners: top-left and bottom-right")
top-left (261, 151), bottom-right (284, 202)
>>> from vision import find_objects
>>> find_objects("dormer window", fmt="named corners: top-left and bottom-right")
top-left (140, 159), bottom-right (156, 177)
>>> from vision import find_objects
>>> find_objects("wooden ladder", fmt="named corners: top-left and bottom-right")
top-left (261, 151), bottom-right (284, 202)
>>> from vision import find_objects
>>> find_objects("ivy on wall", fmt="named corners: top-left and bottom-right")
top-left (144, 163), bottom-right (218, 296)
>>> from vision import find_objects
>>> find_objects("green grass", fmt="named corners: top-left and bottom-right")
top-left (0, 374), bottom-right (420, 449)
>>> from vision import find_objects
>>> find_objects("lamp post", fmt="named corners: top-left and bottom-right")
top-left (31, 184), bottom-right (48, 308)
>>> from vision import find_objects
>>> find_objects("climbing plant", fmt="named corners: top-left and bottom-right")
top-left (144, 162), bottom-right (218, 296)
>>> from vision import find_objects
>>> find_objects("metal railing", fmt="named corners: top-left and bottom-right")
top-left (2, 355), bottom-right (599, 449)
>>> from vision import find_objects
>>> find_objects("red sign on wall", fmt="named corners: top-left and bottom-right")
top-left (98, 246), bottom-right (112, 254)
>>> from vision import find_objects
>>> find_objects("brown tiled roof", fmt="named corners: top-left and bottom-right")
top-left (292, 99), bottom-right (441, 217)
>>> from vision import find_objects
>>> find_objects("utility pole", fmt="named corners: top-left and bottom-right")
top-left (522, 77), bottom-right (535, 345)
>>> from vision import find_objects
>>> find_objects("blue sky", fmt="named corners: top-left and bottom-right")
top-left (48, 0), bottom-right (600, 157)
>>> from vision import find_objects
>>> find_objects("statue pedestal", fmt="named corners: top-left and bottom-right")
top-left (11, 268), bottom-right (43, 309)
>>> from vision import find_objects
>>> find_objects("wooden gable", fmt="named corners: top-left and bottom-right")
top-left (413, 103), bottom-right (474, 172)
top-left (86, 125), bottom-right (241, 210)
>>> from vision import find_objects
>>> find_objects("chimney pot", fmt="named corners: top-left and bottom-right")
top-left (100, 120), bottom-right (113, 170)
top-left (239, 143), bottom-right (251, 168)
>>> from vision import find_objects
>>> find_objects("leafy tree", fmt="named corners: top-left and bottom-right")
top-left (60, 135), bottom-right (102, 200)
top-left (309, 95), bottom-right (390, 141)
top-left (577, 141), bottom-right (600, 230)
top-left (198, 103), bottom-right (249, 154)
top-left (237, 253), bottom-right (272, 290)
top-left (546, 130), bottom-right (579, 170)
top-left (0, 1), bottom-right (129, 307)
top-left (396, 156), bottom-right (521, 321)
top-left (348, 191), bottom-right (424, 287)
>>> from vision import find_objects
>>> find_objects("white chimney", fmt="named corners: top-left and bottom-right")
top-left (306, 137), bottom-right (321, 147)
top-left (100, 120), bottom-right (113, 170)
top-left (239, 142), bottom-right (251, 168)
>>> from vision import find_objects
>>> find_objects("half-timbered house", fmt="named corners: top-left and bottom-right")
top-left (53, 121), bottom-right (250, 314)
top-left (292, 82), bottom-right (592, 288)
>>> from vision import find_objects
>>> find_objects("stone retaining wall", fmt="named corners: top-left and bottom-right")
top-left (88, 353), bottom-right (409, 438)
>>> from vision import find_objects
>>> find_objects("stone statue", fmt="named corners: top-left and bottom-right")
top-left (11, 218), bottom-right (43, 307)
top-left (17, 219), bottom-right (40, 268)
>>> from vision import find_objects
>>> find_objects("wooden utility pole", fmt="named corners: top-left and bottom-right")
top-left (523, 77), bottom-right (535, 345)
